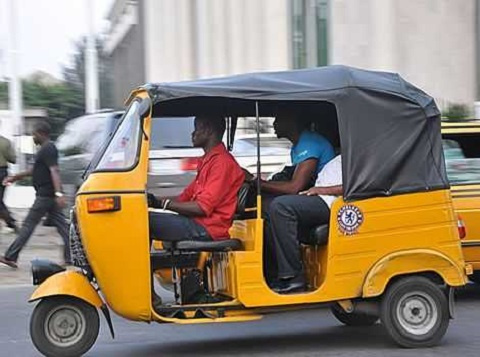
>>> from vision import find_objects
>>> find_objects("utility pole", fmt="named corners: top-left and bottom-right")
top-left (7, 0), bottom-right (24, 171)
top-left (85, 0), bottom-right (99, 113)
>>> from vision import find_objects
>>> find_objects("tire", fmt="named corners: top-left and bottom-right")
top-left (30, 296), bottom-right (100, 357)
top-left (330, 304), bottom-right (379, 326)
top-left (380, 276), bottom-right (449, 348)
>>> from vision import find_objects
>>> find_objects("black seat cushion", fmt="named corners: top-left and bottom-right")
top-left (175, 239), bottom-right (243, 252)
top-left (300, 224), bottom-right (329, 246)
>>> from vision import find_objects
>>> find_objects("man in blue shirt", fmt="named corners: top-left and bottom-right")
top-left (244, 111), bottom-right (334, 283)
top-left (246, 112), bottom-right (334, 196)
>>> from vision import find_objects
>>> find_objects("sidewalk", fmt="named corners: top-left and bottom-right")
top-left (0, 208), bottom-right (66, 286)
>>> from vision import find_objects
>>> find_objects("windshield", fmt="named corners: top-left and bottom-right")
top-left (95, 101), bottom-right (141, 171)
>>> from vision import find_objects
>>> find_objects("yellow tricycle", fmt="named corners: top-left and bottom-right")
top-left (28, 66), bottom-right (470, 356)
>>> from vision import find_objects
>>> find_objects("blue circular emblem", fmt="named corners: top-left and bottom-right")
top-left (337, 205), bottom-right (364, 235)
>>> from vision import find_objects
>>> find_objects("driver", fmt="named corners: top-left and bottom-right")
top-left (148, 116), bottom-right (244, 243)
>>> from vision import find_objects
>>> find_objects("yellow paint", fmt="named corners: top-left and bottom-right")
top-left (76, 90), bottom-right (152, 321)
top-left (362, 249), bottom-right (467, 297)
top-left (29, 271), bottom-right (103, 308)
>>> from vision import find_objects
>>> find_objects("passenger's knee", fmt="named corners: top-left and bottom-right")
top-left (269, 196), bottom-right (294, 216)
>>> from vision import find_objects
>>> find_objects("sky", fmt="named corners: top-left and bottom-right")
top-left (0, 0), bottom-right (114, 80)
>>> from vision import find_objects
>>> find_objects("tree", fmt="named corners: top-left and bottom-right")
top-left (62, 36), bottom-right (114, 110)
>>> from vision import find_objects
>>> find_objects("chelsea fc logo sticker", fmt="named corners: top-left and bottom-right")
top-left (337, 205), bottom-right (364, 235)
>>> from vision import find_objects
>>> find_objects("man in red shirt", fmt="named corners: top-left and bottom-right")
top-left (148, 116), bottom-right (244, 242)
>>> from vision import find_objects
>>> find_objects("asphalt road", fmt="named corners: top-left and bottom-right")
top-left (1, 284), bottom-right (480, 357)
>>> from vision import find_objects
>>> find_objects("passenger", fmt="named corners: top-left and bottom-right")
top-left (265, 155), bottom-right (342, 293)
top-left (245, 111), bottom-right (334, 198)
top-left (148, 116), bottom-right (244, 243)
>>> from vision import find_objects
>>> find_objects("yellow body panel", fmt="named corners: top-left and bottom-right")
top-left (29, 271), bottom-right (103, 308)
top-left (451, 184), bottom-right (480, 270)
top-left (362, 249), bottom-right (467, 297)
top-left (229, 190), bottom-right (466, 307)
top-left (75, 91), bottom-right (152, 321)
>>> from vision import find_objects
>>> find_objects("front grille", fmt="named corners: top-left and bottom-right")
top-left (69, 209), bottom-right (90, 270)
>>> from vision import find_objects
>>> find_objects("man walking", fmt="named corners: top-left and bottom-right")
top-left (0, 121), bottom-right (70, 268)
top-left (0, 128), bottom-right (18, 232)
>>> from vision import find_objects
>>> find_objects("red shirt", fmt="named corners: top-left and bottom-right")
top-left (178, 143), bottom-right (244, 240)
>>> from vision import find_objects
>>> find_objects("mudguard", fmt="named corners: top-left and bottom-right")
top-left (363, 249), bottom-right (468, 298)
top-left (29, 270), bottom-right (103, 308)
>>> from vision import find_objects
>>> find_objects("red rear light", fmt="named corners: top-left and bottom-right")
top-left (457, 215), bottom-right (466, 239)
top-left (181, 157), bottom-right (199, 172)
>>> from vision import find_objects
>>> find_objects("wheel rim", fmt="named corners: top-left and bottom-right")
top-left (395, 291), bottom-right (438, 336)
top-left (44, 304), bottom-right (87, 348)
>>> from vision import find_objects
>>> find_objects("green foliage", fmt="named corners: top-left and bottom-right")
top-left (0, 82), bottom-right (7, 106)
top-left (0, 35), bottom-right (113, 138)
top-left (442, 103), bottom-right (471, 121)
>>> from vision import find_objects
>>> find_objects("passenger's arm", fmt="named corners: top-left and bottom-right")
top-left (260, 159), bottom-right (317, 195)
top-left (300, 185), bottom-right (343, 196)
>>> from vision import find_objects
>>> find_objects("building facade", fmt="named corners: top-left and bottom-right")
top-left (106, 0), bottom-right (479, 112)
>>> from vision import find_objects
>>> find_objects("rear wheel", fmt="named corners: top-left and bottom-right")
top-left (381, 276), bottom-right (449, 348)
top-left (330, 304), bottom-right (379, 326)
top-left (30, 296), bottom-right (99, 357)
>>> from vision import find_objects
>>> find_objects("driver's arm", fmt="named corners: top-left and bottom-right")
top-left (260, 158), bottom-right (318, 195)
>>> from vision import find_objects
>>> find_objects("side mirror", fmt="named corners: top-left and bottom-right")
top-left (139, 97), bottom-right (152, 140)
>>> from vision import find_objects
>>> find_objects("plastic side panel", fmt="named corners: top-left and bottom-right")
top-left (362, 250), bottom-right (468, 297)
top-left (29, 271), bottom-right (103, 308)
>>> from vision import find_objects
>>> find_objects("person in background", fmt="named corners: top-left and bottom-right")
top-left (0, 121), bottom-right (70, 269)
top-left (0, 126), bottom-right (18, 232)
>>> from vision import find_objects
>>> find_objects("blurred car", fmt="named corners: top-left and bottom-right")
top-left (56, 111), bottom-right (124, 205)
top-left (57, 114), bottom-right (291, 204)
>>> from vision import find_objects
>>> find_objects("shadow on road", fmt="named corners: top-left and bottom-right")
top-left (455, 282), bottom-right (480, 301)
top-left (105, 323), bottom-right (391, 356)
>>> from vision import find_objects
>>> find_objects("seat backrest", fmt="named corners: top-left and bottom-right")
top-left (235, 181), bottom-right (257, 219)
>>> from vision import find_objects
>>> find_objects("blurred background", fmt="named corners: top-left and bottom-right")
top-left (0, 0), bottom-right (479, 206)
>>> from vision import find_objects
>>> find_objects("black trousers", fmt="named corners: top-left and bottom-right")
top-left (4, 196), bottom-right (70, 263)
top-left (264, 195), bottom-right (330, 279)
top-left (0, 168), bottom-right (16, 227)
top-left (148, 212), bottom-right (211, 242)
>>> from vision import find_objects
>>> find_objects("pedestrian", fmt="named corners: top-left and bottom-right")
top-left (0, 124), bottom-right (18, 232)
top-left (0, 121), bottom-right (70, 268)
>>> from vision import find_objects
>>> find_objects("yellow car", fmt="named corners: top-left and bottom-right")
top-left (28, 66), bottom-right (469, 356)
top-left (442, 121), bottom-right (480, 281)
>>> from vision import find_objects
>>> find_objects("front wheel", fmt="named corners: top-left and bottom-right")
top-left (30, 296), bottom-right (100, 357)
top-left (381, 276), bottom-right (449, 348)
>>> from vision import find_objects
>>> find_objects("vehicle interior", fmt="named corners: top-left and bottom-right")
top-left (149, 99), bottom-right (340, 307)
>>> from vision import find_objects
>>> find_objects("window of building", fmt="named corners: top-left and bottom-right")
top-left (291, 0), bottom-right (329, 68)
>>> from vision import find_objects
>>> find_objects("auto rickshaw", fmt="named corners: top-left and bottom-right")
top-left (28, 66), bottom-right (471, 356)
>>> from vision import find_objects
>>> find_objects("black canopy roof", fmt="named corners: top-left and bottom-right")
top-left (143, 65), bottom-right (448, 201)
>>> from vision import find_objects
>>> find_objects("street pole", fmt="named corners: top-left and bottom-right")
top-left (85, 0), bottom-right (99, 113)
top-left (7, 0), bottom-right (24, 171)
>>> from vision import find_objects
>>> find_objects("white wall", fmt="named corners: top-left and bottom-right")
top-left (330, 0), bottom-right (477, 109)
top-left (143, 0), bottom-right (291, 82)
